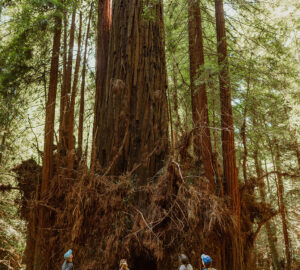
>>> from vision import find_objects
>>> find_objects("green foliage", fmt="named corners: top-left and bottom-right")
top-left (0, 0), bottom-right (299, 268)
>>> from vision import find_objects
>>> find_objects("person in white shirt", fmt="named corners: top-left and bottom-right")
top-left (178, 254), bottom-right (193, 270)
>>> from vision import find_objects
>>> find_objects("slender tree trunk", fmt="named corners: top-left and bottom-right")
top-left (167, 87), bottom-right (174, 151)
top-left (92, 0), bottom-right (111, 168)
top-left (95, 0), bottom-right (169, 182)
top-left (66, 12), bottom-right (82, 176)
top-left (241, 76), bottom-right (250, 183)
top-left (59, 10), bottom-right (76, 155)
top-left (33, 13), bottom-right (62, 270)
top-left (274, 142), bottom-right (292, 270)
top-left (172, 62), bottom-right (182, 144)
top-left (78, 4), bottom-right (93, 159)
top-left (59, 11), bottom-right (68, 144)
top-left (188, 0), bottom-right (215, 191)
top-left (215, 0), bottom-right (242, 269)
top-left (210, 77), bottom-right (223, 196)
top-left (0, 127), bottom-right (7, 165)
top-left (254, 151), bottom-right (281, 270)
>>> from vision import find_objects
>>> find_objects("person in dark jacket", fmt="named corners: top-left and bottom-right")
top-left (62, 249), bottom-right (74, 270)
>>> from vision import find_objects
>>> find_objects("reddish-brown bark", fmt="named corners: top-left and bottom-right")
top-left (59, 10), bottom-right (76, 154)
top-left (40, 15), bottom-right (61, 210)
top-left (215, 0), bottom-right (242, 269)
top-left (92, 0), bottom-right (111, 167)
top-left (66, 12), bottom-right (83, 175)
top-left (94, 0), bottom-right (169, 182)
top-left (188, 0), bottom-right (215, 191)
top-left (58, 11), bottom-right (68, 144)
top-left (215, 0), bottom-right (240, 218)
top-left (33, 13), bottom-right (62, 270)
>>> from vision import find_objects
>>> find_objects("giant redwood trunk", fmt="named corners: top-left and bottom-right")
top-left (215, 0), bottom-right (242, 269)
top-left (92, 0), bottom-right (111, 167)
top-left (188, 0), bottom-right (215, 191)
top-left (33, 13), bottom-right (62, 270)
top-left (94, 0), bottom-right (169, 181)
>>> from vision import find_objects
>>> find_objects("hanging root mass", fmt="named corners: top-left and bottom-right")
top-left (12, 136), bottom-right (275, 270)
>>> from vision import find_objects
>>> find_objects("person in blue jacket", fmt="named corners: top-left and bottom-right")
top-left (201, 254), bottom-right (215, 270)
top-left (62, 249), bottom-right (74, 270)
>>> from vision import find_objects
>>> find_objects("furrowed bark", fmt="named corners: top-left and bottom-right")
top-left (33, 12), bottom-right (62, 270)
top-left (188, 0), bottom-right (215, 191)
top-left (59, 9), bottom-right (76, 155)
top-left (95, 0), bottom-right (169, 182)
top-left (92, 0), bottom-right (111, 168)
top-left (215, 0), bottom-right (242, 269)
top-left (58, 11), bottom-right (68, 144)
top-left (215, 0), bottom-right (240, 218)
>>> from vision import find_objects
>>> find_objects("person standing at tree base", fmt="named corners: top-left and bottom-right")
top-left (119, 259), bottom-right (129, 270)
top-left (61, 249), bottom-right (74, 270)
top-left (178, 254), bottom-right (193, 270)
top-left (201, 254), bottom-right (216, 270)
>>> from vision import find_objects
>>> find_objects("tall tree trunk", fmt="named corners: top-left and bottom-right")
top-left (78, 4), bottom-right (93, 159)
top-left (241, 76), bottom-right (250, 183)
top-left (274, 142), bottom-right (292, 270)
top-left (66, 12), bottom-right (82, 176)
top-left (209, 77), bottom-right (223, 196)
top-left (59, 10), bottom-right (76, 156)
top-left (167, 87), bottom-right (174, 151)
top-left (215, 0), bottom-right (240, 217)
top-left (33, 13), bottom-right (62, 270)
top-left (92, 0), bottom-right (111, 168)
top-left (0, 127), bottom-right (7, 165)
top-left (95, 0), bottom-right (169, 182)
top-left (188, 0), bottom-right (215, 191)
top-left (171, 62), bottom-right (182, 144)
top-left (254, 150), bottom-right (281, 270)
top-left (214, 0), bottom-right (242, 269)
top-left (58, 11), bottom-right (68, 145)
